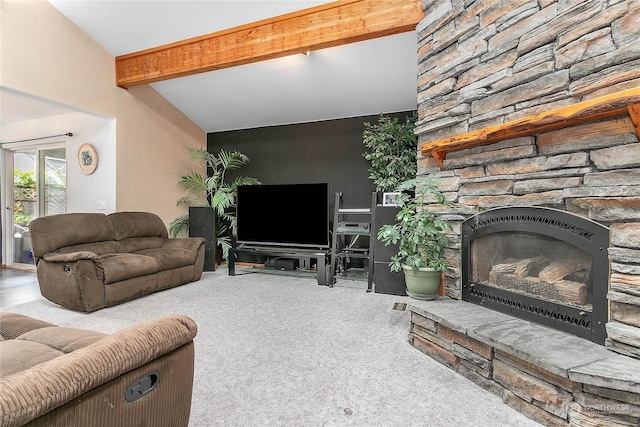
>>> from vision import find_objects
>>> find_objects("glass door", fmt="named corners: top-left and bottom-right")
top-left (11, 147), bottom-right (66, 265)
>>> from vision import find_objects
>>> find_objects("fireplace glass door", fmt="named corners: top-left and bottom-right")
top-left (471, 232), bottom-right (593, 311)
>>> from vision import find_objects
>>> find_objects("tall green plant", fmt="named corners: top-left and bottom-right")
top-left (377, 178), bottom-right (451, 272)
top-left (13, 170), bottom-right (36, 226)
top-left (169, 147), bottom-right (260, 258)
top-left (362, 113), bottom-right (417, 192)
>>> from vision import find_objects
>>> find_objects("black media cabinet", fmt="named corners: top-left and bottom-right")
top-left (228, 245), bottom-right (330, 286)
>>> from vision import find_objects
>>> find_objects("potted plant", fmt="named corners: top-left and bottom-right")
top-left (362, 113), bottom-right (417, 192)
top-left (362, 113), bottom-right (419, 295)
top-left (377, 178), bottom-right (451, 300)
top-left (169, 147), bottom-right (260, 267)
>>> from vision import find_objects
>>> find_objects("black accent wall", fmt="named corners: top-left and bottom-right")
top-left (207, 111), bottom-right (415, 214)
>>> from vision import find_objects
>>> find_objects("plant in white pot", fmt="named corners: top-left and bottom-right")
top-left (377, 178), bottom-right (452, 300)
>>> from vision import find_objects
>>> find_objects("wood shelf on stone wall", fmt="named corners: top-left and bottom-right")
top-left (420, 86), bottom-right (640, 170)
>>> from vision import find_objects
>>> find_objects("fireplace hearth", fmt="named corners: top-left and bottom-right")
top-left (461, 207), bottom-right (609, 344)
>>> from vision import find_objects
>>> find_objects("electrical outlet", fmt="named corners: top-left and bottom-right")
top-left (97, 201), bottom-right (106, 210)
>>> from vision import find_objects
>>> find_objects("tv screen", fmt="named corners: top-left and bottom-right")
top-left (236, 183), bottom-right (330, 248)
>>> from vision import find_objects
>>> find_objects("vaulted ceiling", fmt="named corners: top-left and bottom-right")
top-left (3, 1), bottom-right (421, 133)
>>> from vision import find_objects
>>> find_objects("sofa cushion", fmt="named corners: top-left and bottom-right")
top-left (0, 312), bottom-right (57, 340)
top-left (97, 253), bottom-right (158, 284)
top-left (0, 329), bottom-right (106, 377)
top-left (117, 236), bottom-right (165, 253)
top-left (109, 211), bottom-right (168, 240)
top-left (18, 327), bottom-right (106, 353)
top-left (29, 213), bottom-right (116, 258)
top-left (0, 341), bottom-right (63, 376)
top-left (163, 237), bottom-right (206, 253)
top-left (56, 241), bottom-right (120, 256)
top-left (0, 312), bottom-right (107, 377)
top-left (136, 248), bottom-right (196, 271)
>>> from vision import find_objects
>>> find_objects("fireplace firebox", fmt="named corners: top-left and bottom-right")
top-left (462, 207), bottom-right (609, 345)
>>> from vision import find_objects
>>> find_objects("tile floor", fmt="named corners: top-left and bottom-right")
top-left (0, 267), bottom-right (41, 309)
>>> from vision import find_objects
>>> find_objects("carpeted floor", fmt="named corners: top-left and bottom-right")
top-left (5, 269), bottom-right (541, 426)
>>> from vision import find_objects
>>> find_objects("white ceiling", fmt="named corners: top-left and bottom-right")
top-left (3, 1), bottom-right (418, 133)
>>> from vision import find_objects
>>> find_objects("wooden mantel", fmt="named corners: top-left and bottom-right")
top-left (115, 0), bottom-right (422, 88)
top-left (420, 86), bottom-right (640, 170)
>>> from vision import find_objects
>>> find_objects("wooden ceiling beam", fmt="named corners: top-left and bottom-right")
top-left (115, 0), bottom-right (423, 88)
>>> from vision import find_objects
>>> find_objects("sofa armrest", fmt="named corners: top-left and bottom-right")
top-left (42, 251), bottom-right (99, 263)
top-left (36, 258), bottom-right (107, 312)
top-left (0, 315), bottom-right (197, 427)
top-left (162, 237), bottom-right (205, 253)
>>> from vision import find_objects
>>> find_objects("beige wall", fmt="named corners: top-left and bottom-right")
top-left (115, 85), bottom-right (206, 219)
top-left (1, 0), bottom-right (206, 225)
top-left (1, 0), bottom-right (115, 117)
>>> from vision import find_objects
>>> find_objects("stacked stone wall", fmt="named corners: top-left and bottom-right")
top-left (415, 0), bottom-right (640, 359)
top-left (416, 0), bottom-right (640, 145)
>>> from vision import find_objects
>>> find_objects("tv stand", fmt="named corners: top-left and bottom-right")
top-left (228, 245), bottom-right (330, 285)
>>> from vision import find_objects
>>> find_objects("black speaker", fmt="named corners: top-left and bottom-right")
top-left (189, 207), bottom-right (217, 271)
top-left (370, 194), bottom-right (404, 295)
top-left (373, 261), bottom-right (406, 296)
top-left (372, 204), bottom-right (400, 260)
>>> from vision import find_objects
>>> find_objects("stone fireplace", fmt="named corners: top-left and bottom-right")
top-left (406, 0), bottom-right (640, 425)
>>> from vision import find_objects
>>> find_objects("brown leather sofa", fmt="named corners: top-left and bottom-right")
top-left (0, 311), bottom-right (197, 427)
top-left (29, 211), bottom-right (205, 312)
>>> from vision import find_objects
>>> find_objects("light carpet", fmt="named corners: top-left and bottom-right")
top-left (5, 269), bottom-right (541, 426)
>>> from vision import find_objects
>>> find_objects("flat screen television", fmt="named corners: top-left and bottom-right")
top-left (236, 183), bottom-right (330, 248)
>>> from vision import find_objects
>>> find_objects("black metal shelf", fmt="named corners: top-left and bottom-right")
top-left (228, 245), bottom-right (330, 286)
top-left (329, 192), bottom-right (373, 290)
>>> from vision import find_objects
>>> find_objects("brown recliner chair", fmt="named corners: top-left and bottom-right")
top-left (0, 312), bottom-right (197, 426)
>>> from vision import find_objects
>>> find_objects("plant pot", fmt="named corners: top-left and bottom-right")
top-left (401, 265), bottom-right (441, 300)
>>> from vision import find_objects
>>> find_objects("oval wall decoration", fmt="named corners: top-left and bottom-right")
top-left (78, 143), bottom-right (98, 175)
